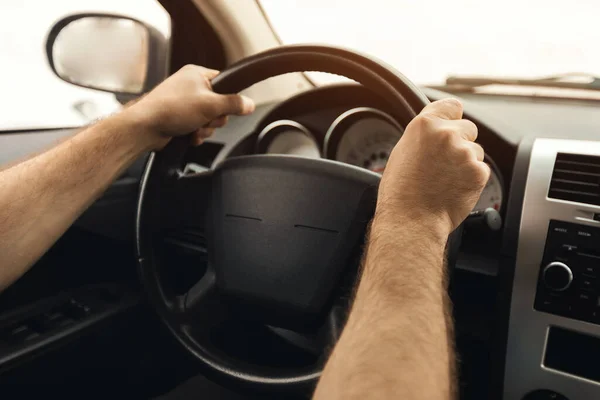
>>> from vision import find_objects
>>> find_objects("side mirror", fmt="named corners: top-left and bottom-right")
top-left (46, 14), bottom-right (169, 95)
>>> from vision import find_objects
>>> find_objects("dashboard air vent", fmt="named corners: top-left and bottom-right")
top-left (549, 153), bottom-right (600, 205)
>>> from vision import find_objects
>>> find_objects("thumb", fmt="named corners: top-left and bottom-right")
top-left (210, 93), bottom-right (255, 117)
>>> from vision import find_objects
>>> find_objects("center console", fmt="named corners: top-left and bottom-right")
top-left (504, 139), bottom-right (600, 400)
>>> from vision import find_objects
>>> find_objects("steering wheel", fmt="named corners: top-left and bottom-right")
top-left (136, 45), bottom-right (457, 392)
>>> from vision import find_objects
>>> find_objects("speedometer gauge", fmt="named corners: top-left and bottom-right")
top-left (324, 107), bottom-right (404, 173)
top-left (256, 120), bottom-right (321, 159)
top-left (325, 107), bottom-right (504, 212)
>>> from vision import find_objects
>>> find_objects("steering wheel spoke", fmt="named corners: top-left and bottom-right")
top-left (160, 171), bottom-right (212, 232)
top-left (267, 304), bottom-right (348, 357)
top-left (179, 269), bottom-right (230, 328)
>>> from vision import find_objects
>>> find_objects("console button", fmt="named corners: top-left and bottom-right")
top-left (575, 292), bottom-right (596, 321)
top-left (537, 296), bottom-right (556, 312)
top-left (560, 244), bottom-right (577, 252)
top-left (553, 244), bottom-right (576, 262)
top-left (576, 228), bottom-right (595, 241)
top-left (30, 311), bottom-right (72, 333)
top-left (65, 298), bottom-right (92, 320)
top-left (580, 276), bottom-right (596, 291)
top-left (550, 222), bottom-right (572, 236)
top-left (522, 389), bottom-right (568, 399)
top-left (3, 324), bottom-right (39, 343)
top-left (536, 292), bottom-right (569, 315)
top-left (581, 262), bottom-right (600, 278)
top-left (543, 262), bottom-right (573, 292)
top-left (577, 291), bottom-right (594, 303)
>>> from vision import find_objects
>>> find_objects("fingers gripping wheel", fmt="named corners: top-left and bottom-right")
top-left (136, 45), bottom-right (452, 390)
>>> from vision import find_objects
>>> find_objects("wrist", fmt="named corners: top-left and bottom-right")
top-left (371, 206), bottom-right (451, 246)
top-left (357, 211), bottom-right (449, 304)
top-left (117, 104), bottom-right (168, 152)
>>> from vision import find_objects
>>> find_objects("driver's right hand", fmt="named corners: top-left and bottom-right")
top-left (376, 98), bottom-right (490, 239)
top-left (124, 64), bottom-right (255, 150)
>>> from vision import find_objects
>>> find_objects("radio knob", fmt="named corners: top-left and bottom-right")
top-left (543, 262), bottom-right (573, 291)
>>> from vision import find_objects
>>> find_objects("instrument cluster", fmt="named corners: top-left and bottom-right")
top-left (256, 107), bottom-right (503, 212)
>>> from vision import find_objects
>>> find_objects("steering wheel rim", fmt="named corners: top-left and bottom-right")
top-left (136, 44), bottom-right (432, 390)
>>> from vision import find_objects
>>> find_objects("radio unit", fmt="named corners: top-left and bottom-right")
top-left (535, 220), bottom-right (600, 324)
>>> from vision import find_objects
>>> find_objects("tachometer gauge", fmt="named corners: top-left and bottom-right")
top-left (324, 107), bottom-right (403, 173)
top-left (473, 158), bottom-right (504, 212)
top-left (256, 120), bottom-right (321, 159)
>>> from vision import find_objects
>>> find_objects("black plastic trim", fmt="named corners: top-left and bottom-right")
top-left (0, 284), bottom-right (140, 373)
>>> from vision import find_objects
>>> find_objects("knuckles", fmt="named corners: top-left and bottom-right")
top-left (181, 64), bottom-right (201, 73)
top-left (463, 119), bottom-right (478, 133)
top-left (436, 128), bottom-right (457, 145)
top-left (455, 145), bottom-right (474, 161)
top-left (410, 113), bottom-right (437, 133)
top-left (474, 162), bottom-right (491, 186)
top-left (410, 115), bottom-right (457, 144)
top-left (460, 161), bottom-right (491, 190)
top-left (441, 97), bottom-right (463, 115)
top-left (174, 65), bottom-right (211, 89)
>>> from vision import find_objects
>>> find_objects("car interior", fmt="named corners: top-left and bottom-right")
top-left (1, 1), bottom-right (600, 399)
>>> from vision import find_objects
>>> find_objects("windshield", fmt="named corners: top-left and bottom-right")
top-left (260, 0), bottom-right (600, 87)
top-left (0, 0), bottom-right (168, 131)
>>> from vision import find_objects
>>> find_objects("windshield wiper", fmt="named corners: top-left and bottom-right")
top-left (434, 72), bottom-right (600, 92)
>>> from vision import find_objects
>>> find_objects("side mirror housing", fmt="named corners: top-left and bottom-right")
top-left (46, 13), bottom-right (169, 95)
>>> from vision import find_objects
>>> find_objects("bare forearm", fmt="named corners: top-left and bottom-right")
top-left (0, 113), bottom-right (153, 290)
top-left (314, 213), bottom-right (454, 400)
top-left (0, 64), bottom-right (256, 293)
